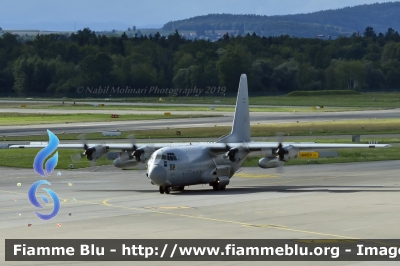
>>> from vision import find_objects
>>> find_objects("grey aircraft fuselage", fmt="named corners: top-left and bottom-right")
top-left (147, 146), bottom-right (248, 188)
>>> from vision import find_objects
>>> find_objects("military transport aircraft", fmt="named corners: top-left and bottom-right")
top-left (9, 74), bottom-right (390, 194)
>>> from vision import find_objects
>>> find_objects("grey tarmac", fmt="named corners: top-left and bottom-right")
top-left (1, 160), bottom-right (400, 265)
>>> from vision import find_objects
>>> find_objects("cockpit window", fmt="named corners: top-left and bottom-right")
top-left (161, 155), bottom-right (166, 160)
top-left (156, 154), bottom-right (161, 160)
top-left (166, 152), bottom-right (177, 161)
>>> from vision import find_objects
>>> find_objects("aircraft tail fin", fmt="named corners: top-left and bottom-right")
top-left (217, 74), bottom-right (251, 143)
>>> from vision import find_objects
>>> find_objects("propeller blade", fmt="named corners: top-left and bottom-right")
top-left (71, 133), bottom-right (90, 163)
top-left (70, 153), bottom-right (84, 163)
top-left (89, 160), bottom-right (99, 172)
top-left (276, 161), bottom-right (284, 173)
top-left (274, 132), bottom-right (287, 172)
top-left (77, 133), bottom-right (87, 141)
top-left (118, 152), bottom-right (131, 163)
top-left (276, 132), bottom-right (284, 144)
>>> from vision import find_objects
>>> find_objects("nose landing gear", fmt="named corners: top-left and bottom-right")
top-left (159, 186), bottom-right (171, 194)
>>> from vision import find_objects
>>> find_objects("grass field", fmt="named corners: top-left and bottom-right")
top-left (0, 112), bottom-right (216, 126)
top-left (1, 144), bottom-right (397, 170)
top-left (5, 91), bottom-right (400, 107)
top-left (0, 149), bottom-right (110, 169)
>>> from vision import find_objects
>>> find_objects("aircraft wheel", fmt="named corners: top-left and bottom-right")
top-left (178, 186), bottom-right (185, 191)
top-left (159, 186), bottom-right (165, 194)
top-left (213, 185), bottom-right (219, 191)
top-left (165, 186), bottom-right (171, 194)
top-left (220, 185), bottom-right (226, 190)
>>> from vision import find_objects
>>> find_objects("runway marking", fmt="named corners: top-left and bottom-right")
top-left (234, 173), bottom-right (278, 178)
top-left (145, 206), bottom-right (191, 210)
top-left (342, 225), bottom-right (374, 232)
top-left (101, 199), bottom-right (358, 239)
top-left (0, 199), bottom-right (68, 213)
top-left (0, 190), bottom-right (26, 196)
top-left (243, 224), bottom-right (288, 229)
top-left (262, 176), bottom-right (341, 186)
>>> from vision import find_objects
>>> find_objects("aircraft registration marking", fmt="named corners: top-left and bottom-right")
top-left (298, 151), bottom-right (319, 158)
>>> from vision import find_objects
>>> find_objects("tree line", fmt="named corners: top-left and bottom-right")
top-left (0, 26), bottom-right (400, 97)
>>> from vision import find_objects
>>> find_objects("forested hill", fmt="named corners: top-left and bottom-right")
top-left (162, 2), bottom-right (400, 38)
top-left (1, 26), bottom-right (400, 97)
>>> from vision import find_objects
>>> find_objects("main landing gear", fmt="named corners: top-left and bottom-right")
top-left (213, 184), bottom-right (226, 191)
top-left (159, 186), bottom-right (171, 194)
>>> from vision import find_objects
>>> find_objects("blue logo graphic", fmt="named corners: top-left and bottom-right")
top-left (28, 180), bottom-right (60, 220)
top-left (33, 130), bottom-right (59, 177)
top-left (29, 130), bottom-right (60, 220)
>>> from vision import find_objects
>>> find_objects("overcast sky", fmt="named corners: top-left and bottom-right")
top-left (0, 0), bottom-right (395, 31)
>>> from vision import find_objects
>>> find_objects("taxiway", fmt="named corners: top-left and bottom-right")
top-left (1, 161), bottom-right (400, 265)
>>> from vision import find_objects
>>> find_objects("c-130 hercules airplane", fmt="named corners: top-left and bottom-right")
top-left (10, 74), bottom-right (390, 194)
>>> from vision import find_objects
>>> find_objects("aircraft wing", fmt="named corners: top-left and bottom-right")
top-left (9, 141), bottom-right (391, 151)
top-left (8, 142), bottom-right (212, 150)
top-left (246, 142), bottom-right (391, 151)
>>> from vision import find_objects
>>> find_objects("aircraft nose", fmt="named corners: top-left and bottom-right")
top-left (148, 165), bottom-right (167, 185)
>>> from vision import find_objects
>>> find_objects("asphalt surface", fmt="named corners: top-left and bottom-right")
top-left (1, 161), bottom-right (400, 265)
top-left (1, 109), bottom-right (399, 136)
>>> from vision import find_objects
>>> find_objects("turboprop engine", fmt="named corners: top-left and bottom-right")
top-left (258, 145), bottom-right (298, 169)
top-left (258, 157), bottom-right (281, 169)
top-left (84, 145), bottom-right (107, 161)
top-left (132, 146), bottom-right (154, 162)
top-left (113, 152), bottom-right (139, 168)
top-left (224, 146), bottom-right (248, 162)
top-left (276, 145), bottom-right (298, 161)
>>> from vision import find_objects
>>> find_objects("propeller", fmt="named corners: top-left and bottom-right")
top-left (70, 134), bottom-right (100, 171)
top-left (119, 134), bottom-right (138, 163)
top-left (275, 132), bottom-right (287, 173)
top-left (120, 134), bottom-right (155, 170)
top-left (275, 132), bottom-right (287, 161)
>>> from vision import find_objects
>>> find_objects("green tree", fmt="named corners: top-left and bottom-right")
top-left (271, 59), bottom-right (301, 92)
top-left (364, 61), bottom-right (386, 89)
top-left (121, 32), bottom-right (128, 41)
top-left (173, 53), bottom-right (196, 75)
top-left (364, 26), bottom-right (377, 37)
top-left (251, 59), bottom-right (274, 92)
top-left (80, 52), bottom-right (113, 86)
top-left (335, 60), bottom-right (366, 89)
